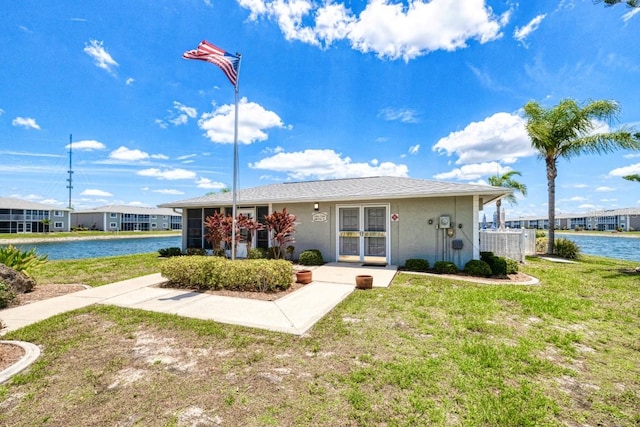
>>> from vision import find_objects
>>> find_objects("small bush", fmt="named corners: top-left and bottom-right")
top-left (463, 260), bottom-right (492, 277)
top-left (480, 252), bottom-right (507, 276)
top-left (248, 247), bottom-right (267, 259)
top-left (536, 238), bottom-right (549, 253)
top-left (404, 258), bottom-right (430, 272)
top-left (433, 261), bottom-right (458, 274)
top-left (185, 248), bottom-right (206, 256)
top-left (505, 258), bottom-right (519, 274)
top-left (158, 247), bottom-right (183, 257)
top-left (0, 245), bottom-right (48, 278)
top-left (535, 230), bottom-right (547, 238)
top-left (554, 238), bottom-right (580, 260)
top-left (299, 249), bottom-right (324, 266)
top-left (160, 256), bottom-right (292, 292)
top-left (0, 281), bottom-right (17, 309)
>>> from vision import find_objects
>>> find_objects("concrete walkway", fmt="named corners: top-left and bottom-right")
top-left (1, 263), bottom-right (397, 336)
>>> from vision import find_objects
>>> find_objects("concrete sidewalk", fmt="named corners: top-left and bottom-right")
top-left (1, 263), bottom-right (397, 336)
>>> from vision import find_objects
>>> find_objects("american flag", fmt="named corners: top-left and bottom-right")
top-left (182, 40), bottom-right (240, 87)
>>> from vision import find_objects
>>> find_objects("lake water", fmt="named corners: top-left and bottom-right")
top-left (14, 236), bottom-right (182, 260)
top-left (555, 233), bottom-right (640, 262)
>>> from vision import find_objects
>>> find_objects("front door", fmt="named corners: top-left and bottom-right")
top-left (337, 205), bottom-right (389, 264)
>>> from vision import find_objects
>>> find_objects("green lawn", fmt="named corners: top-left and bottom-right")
top-left (2, 254), bottom-right (639, 426)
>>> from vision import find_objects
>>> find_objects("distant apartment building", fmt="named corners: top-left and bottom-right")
top-left (71, 205), bottom-right (182, 232)
top-left (501, 208), bottom-right (640, 231)
top-left (0, 197), bottom-right (71, 233)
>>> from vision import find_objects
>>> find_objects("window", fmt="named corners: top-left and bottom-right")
top-left (54, 210), bottom-right (64, 217)
top-left (151, 215), bottom-right (157, 219)
top-left (54, 222), bottom-right (63, 228)
top-left (110, 213), bottom-right (118, 218)
top-left (151, 223), bottom-right (157, 228)
top-left (162, 222), bottom-right (168, 229)
top-left (109, 222), bottom-right (118, 229)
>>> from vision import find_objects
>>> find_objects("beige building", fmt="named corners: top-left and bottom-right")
top-left (71, 205), bottom-right (182, 232)
top-left (160, 176), bottom-right (510, 269)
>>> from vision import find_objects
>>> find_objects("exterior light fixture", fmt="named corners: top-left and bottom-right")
top-left (313, 203), bottom-right (319, 211)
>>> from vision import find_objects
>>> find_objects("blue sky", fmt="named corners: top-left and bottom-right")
top-left (1, 0), bottom-right (639, 217)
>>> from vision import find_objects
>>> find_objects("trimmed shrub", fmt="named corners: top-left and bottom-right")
top-left (463, 260), bottom-right (492, 277)
top-left (505, 258), bottom-right (519, 274)
top-left (403, 258), bottom-right (430, 272)
top-left (433, 261), bottom-right (458, 274)
top-left (554, 238), bottom-right (580, 260)
top-left (480, 252), bottom-right (507, 276)
top-left (160, 256), bottom-right (292, 292)
top-left (0, 281), bottom-right (17, 309)
top-left (248, 247), bottom-right (267, 259)
top-left (299, 249), bottom-right (324, 266)
top-left (535, 230), bottom-right (547, 239)
top-left (158, 247), bottom-right (183, 257)
top-left (0, 245), bottom-right (48, 278)
top-left (186, 248), bottom-right (206, 256)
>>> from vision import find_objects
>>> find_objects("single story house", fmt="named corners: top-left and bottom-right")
top-left (71, 205), bottom-right (182, 232)
top-left (160, 176), bottom-right (510, 268)
top-left (0, 197), bottom-right (71, 233)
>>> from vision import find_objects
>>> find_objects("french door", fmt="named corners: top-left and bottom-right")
top-left (337, 205), bottom-right (389, 264)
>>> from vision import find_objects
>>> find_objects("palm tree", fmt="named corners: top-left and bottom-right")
top-left (524, 98), bottom-right (640, 254)
top-left (596, 0), bottom-right (640, 7)
top-left (488, 171), bottom-right (527, 227)
top-left (623, 174), bottom-right (640, 182)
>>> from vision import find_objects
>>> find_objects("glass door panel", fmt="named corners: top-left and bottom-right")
top-left (363, 207), bottom-right (387, 263)
top-left (338, 208), bottom-right (360, 261)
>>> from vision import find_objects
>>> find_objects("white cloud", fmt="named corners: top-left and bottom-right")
top-left (125, 77), bottom-right (135, 85)
top-left (600, 198), bottom-right (617, 202)
top-left (623, 153), bottom-right (640, 159)
top-left (83, 39), bottom-right (118, 74)
top-left (151, 153), bottom-right (169, 160)
top-left (432, 161), bottom-right (511, 181)
top-left (152, 189), bottom-right (185, 195)
top-left (80, 189), bottom-right (113, 197)
top-left (559, 196), bottom-right (588, 202)
top-left (176, 154), bottom-right (197, 160)
top-left (513, 14), bottom-right (546, 45)
top-left (379, 107), bottom-right (419, 123)
top-left (432, 112), bottom-right (535, 164)
top-left (198, 97), bottom-right (287, 144)
top-left (238, 0), bottom-right (510, 61)
top-left (622, 7), bottom-right (640, 23)
top-left (249, 149), bottom-right (408, 180)
top-left (12, 117), bottom-right (41, 130)
top-left (0, 108), bottom-right (4, 115)
top-left (157, 101), bottom-right (198, 128)
top-left (66, 139), bottom-right (106, 151)
top-left (595, 186), bottom-right (616, 192)
top-left (109, 146), bottom-right (150, 162)
top-left (408, 144), bottom-right (420, 155)
top-left (196, 177), bottom-right (227, 189)
top-left (137, 168), bottom-right (196, 180)
top-left (609, 163), bottom-right (640, 176)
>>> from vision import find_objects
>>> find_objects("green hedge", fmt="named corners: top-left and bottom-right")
top-left (299, 249), bottom-right (324, 266)
top-left (160, 256), bottom-right (292, 292)
top-left (463, 259), bottom-right (492, 277)
top-left (433, 261), bottom-right (458, 274)
top-left (403, 258), bottom-right (430, 272)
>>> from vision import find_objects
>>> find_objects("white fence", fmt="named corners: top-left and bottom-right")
top-left (479, 229), bottom-right (536, 262)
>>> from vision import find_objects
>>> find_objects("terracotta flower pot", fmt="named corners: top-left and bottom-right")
top-left (296, 270), bottom-right (313, 284)
top-left (355, 275), bottom-right (373, 289)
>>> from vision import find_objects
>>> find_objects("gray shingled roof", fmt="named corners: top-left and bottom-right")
top-left (160, 176), bottom-right (511, 208)
top-left (73, 205), bottom-right (181, 216)
top-left (0, 197), bottom-right (71, 211)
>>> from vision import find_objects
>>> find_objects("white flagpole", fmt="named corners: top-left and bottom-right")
top-left (231, 53), bottom-right (242, 261)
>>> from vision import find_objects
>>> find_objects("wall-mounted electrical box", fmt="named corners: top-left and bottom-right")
top-left (439, 216), bottom-right (451, 229)
top-left (452, 239), bottom-right (463, 250)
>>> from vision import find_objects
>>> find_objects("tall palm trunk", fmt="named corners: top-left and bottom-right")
top-left (546, 157), bottom-right (558, 254)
